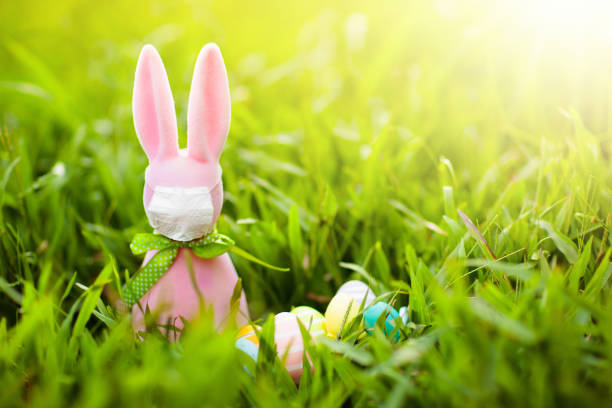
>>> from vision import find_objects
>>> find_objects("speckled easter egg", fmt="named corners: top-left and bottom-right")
top-left (324, 292), bottom-right (361, 338)
top-left (291, 306), bottom-right (326, 340)
top-left (235, 324), bottom-right (260, 363)
top-left (364, 302), bottom-right (401, 342)
top-left (274, 312), bottom-right (306, 381)
top-left (337, 280), bottom-right (376, 307)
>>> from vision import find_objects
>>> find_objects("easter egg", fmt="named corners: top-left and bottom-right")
top-left (291, 306), bottom-right (326, 340)
top-left (399, 306), bottom-right (409, 324)
top-left (337, 280), bottom-right (376, 307)
top-left (324, 292), bottom-right (361, 338)
top-left (274, 312), bottom-right (306, 381)
top-left (364, 302), bottom-right (401, 342)
top-left (235, 324), bottom-right (260, 363)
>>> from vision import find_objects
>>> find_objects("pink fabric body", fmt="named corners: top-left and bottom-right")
top-left (132, 250), bottom-right (249, 340)
top-left (133, 152), bottom-right (250, 336)
top-left (130, 44), bottom-right (250, 337)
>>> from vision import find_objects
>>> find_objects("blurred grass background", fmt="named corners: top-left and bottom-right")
top-left (2, 0), bottom-right (612, 406)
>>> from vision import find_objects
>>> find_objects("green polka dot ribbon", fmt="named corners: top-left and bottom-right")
top-left (122, 231), bottom-right (288, 307)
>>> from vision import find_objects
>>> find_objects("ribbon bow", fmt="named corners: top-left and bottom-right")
top-left (123, 232), bottom-right (287, 307)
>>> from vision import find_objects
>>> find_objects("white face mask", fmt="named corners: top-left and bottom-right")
top-left (145, 185), bottom-right (215, 242)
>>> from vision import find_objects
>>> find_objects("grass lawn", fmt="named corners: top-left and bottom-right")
top-left (1, 0), bottom-right (612, 406)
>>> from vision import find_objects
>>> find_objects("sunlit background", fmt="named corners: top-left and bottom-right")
top-left (2, 0), bottom-right (612, 314)
top-left (3, 0), bottom-right (612, 134)
top-left (1, 0), bottom-right (612, 315)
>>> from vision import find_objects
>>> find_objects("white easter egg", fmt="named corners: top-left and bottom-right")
top-left (399, 306), bottom-right (409, 324)
top-left (337, 280), bottom-right (376, 307)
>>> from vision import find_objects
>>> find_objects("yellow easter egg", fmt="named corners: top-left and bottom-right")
top-left (324, 292), bottom-right (361, 338)
top-left (236, 324), bottom-right (260, 345)
top-left (235, 324), bottom-right (260, 371)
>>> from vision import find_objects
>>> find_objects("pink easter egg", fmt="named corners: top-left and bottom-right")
top-left (274, 312), bottom-right (307, 381)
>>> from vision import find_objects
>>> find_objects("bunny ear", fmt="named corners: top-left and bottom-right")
top-left (132, 44), bottom-right (179, 162)
top-left (187, 43), bottom-right (231, 162)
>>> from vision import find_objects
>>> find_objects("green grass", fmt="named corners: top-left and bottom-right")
top-left (2, 0), bottom-right (612, 406)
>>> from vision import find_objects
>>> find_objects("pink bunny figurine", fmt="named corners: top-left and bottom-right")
top-left (130, 44), bottom-right (249, 339)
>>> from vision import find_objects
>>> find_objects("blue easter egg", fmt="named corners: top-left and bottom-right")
top-left (364, 302), bottom-right (401, 342)
top-left (235, 337), bottom-right (259, 362)
top-left (235, 325), bottom-right (260, 376)
top-left (235, 325), bottom-right (260, 362)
